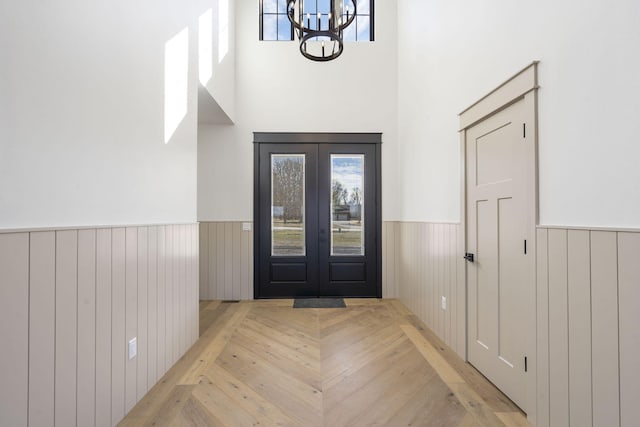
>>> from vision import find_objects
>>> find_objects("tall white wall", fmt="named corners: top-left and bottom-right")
top-left (0, 0), bottom-right (221, 229)
top-left (398, 0), bottom-right (640, 228)
top-left (198, 0), bottom-right (399, 221)
top-left (200, 0), bottom-right (236, 121)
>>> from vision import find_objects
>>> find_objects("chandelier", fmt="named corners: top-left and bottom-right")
top-left (287, 0), bottom-right (357, 62)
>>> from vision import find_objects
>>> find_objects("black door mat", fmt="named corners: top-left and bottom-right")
top-left (293, 298), bottom-right (346, 308)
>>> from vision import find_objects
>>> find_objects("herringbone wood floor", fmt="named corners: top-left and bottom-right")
top-left (119, 299), bottom-right (527, 427)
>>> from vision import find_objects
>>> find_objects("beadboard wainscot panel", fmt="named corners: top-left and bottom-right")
top-left (535, 228), bottom-right (550, 427)
top-left (136, 227), bottom-right (149, 402)
top-left (198, 222), bottom-right (253, 300)
top-left (567, 230), bottom-right (592, 427)
top-left (537, 226), bottom-right (640, 427)
top-left (618, 232), bottom-right (640, 427)
top-left (199, 223), bottom-right (209, 302)
top-left (125, 227), bottom-right (138, 413)
top-left (55, 230), bottom-right (78, 427)
top-left (590, 231), bottom-right (620, 427)
top-left (0, 223), bottom-right (198, 427)
top-left (382, 221), bottom-right (399, 298)
top-left (394, 224), bottom-right (640, 427)
top-left (157, 226), bottom-right (167, 375)
top-left (547, 229), bottom-right (569, 426)
top-left (0, 233), bottom-right (29, 426)
top-left (147, 226), bottom-right (159, 390)
top-left (77, 229), bottom-right (97, 426)
top-left (395, 222), bottom-right (464, 357)
top-left (28, 232), bottom-right (56, 426)
top-left (96, 228), bottom-right (113, 427)
top-left (111, 227), bottom-right (126, 423)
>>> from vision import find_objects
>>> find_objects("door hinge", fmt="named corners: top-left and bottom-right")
top-left (524, 239), bottom-right (527, 255)
top-left (523, 123), bottom-right (526, 138)
top-left (524, 356), bottom-right (528, 372)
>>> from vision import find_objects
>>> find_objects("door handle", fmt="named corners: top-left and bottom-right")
top-left (464, 253), bottom-right (475, 262)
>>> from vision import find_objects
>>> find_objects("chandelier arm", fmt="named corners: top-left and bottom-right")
top-left (287, 0), bottom-right (356, 34)
top-left (285, 0), bottom-right (354, 62)
top-left (299, 34), bottom-right (344, 62)
top-left (335, 0), bottom-right (357, 33)
top-left (287, 1), bottom-right (305, 33)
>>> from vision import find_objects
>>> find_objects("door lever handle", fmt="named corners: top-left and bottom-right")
top-left (464, 253), bottom-right (475, 262)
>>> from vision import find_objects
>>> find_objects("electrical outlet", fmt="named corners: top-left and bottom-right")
top-left (242, 222), bottom-right (252, 232)
top-left (441, 296), bottom-right (446, 310)
top-left (128, 337), bottom-right (137, 360)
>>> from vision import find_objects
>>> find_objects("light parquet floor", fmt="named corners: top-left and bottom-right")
top-left (119, 299), bottom-right (527, 427)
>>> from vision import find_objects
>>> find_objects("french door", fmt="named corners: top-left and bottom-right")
top-left (254, 134), bottom-right (381, 298)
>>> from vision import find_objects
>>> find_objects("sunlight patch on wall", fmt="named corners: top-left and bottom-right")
top-left (164, 27), bottom-right (189, 144)
top-left (199, 8), bottom-right (213, 85)
top-left (218, 0), bottom-right (229, 63)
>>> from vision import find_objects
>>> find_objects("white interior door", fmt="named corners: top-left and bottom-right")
top-left (466, 98), bottom-right (531, 410)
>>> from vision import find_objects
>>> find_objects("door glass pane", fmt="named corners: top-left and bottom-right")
top-left (331, 155), bottom-right (364, 256)
top-left (271, 154), bottom-right (306, 256)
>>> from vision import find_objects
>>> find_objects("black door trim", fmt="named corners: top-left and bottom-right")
top-left (254, 132), bottom-right (382, 144)
top-left (253, 132), bottom-right (382, 299)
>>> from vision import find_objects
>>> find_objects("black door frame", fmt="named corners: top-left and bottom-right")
top-left (253, 132), bottom-right (383, 299)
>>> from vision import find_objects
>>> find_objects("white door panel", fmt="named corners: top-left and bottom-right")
top-left (466, 99), bottom-right (530, 409)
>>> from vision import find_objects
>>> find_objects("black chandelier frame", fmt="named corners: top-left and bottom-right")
top-left (286, 0), bottom-right (357, 62)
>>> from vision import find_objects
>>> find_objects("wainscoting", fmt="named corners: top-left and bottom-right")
top-left (198, 221), bottom-right (398, 301)
top-left (198, 222), bottom-right (253, 300)
top-left (388, 222), bottom-right (640, 426)
top-left (386, 222), bottom-right (466, 358)
top-left (536, 227), bottom-right (640, 427)
top-left (195, 220), bottom-right (640, 426)
top-left (195, 221), bottom-right (450, 304)
top-left (0, 224), bottom-right (199, 427)
top-left (381, 222), bottom-right (400, 299)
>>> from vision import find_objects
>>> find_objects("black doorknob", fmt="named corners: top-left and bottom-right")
top-left (464, 253), bottom-right (475, 262)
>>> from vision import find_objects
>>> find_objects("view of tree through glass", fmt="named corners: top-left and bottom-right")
top-left (331, 155), bottom-right (364, 255)
top-left (271, 155), bottom-right (306, 256)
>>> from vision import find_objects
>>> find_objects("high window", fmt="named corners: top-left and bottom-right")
top-left (259, 0), bottom-right (374, 42)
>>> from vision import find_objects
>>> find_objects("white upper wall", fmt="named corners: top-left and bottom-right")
top-left (9, 1), bottom-right (635, 228)
top-left (0, 0), bottom-right (223, 229)
top-left (198, 0), bottom-right (399, 221)
top-left (398, 0), bottom-right (640, 228)
top-left (200, 0), bottom-right (236, 122)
